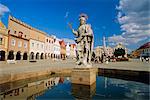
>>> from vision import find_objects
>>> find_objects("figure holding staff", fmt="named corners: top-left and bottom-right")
top-left (69, 13), bottom-right (94, 66)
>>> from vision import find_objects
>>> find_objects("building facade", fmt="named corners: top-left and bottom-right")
top-left (95, 46), bottom-right (104, 58)
top-left (29, 27), bottom-right (46, 60)
top-left (7, 15), bottom-right (30, 60)
top-left (59, 40), bottom-right (66, 60)
top-left (106, 46), bottom-right (114, 57)
top-left (132, 42), bottom-right (150, 58)
top-left (0, 20), bottom-right (8, 61)
top-left (44, 35), bottom-right (54, 59)
top-left (53, 37), bottom-right (60, 59)
top-left (66, 43), bottom-right (70, 58)
top-left (70, 44), bottom-right (76, 59)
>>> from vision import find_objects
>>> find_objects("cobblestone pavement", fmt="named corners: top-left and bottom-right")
top-left (0, 59), bottom-right (149, 76)
top-left (0, 59), bottom-right (149, 84)
top-left (95, 59), bottom-right (150, 72)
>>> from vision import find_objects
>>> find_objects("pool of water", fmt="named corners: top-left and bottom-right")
top-left (36, 76), bottom-right (149, 100)
top-left (0, 74), bottom-right (149, 100)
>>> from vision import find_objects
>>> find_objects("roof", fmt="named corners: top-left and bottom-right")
top-left (138, 42), bottom-right (150, 50)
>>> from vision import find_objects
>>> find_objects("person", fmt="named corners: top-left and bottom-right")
top-left (70, 13), bottom-right (94, 66)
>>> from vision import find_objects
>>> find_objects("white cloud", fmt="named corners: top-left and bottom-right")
top-left (108, 34), bottom-right (128, 46)
top-left (0, 3), bottom-right (10, 18)
top-left (108, 0), bottom-right (150, 48)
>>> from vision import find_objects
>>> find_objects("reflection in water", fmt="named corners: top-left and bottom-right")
top-left (0, 76), bottom-right (60, 100)
top-left (98, 68), bottom-right (150, 84)
top-left (71, 82), bottom-right (96, 99)
top-left (0, 74), bottom-right (149, 100)
top-left (93, 76), bottom-right (149, 100)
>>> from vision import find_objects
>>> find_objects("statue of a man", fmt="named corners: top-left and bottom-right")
top-left (71, 13), bottom-right (94, 66)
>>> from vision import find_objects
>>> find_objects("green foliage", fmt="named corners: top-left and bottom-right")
top-left (114, 48), bottom-right (125, 57)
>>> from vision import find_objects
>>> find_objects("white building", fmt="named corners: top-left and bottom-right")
top-left (66, 43), bottom-right (70, 58)
top-left (106, 46), bottom-right (114, 57)
top-left (95, 46), bottom-right (114, 57)
top-left (52, 36), bottom-right (61, 59)
top-left (44, 35), bottom-right (54, 59)
top-left (29, 39), bottom-right (45, 60)
top-left (94, 46), bottom-right (104, 57)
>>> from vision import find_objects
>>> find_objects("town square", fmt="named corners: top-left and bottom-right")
top-left (0, 0), bottom-right (149, 99)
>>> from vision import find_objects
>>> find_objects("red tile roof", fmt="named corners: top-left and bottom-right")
top-left (138, 42), bottom-right (150, 50)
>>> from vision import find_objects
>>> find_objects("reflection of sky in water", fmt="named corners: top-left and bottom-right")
top-left (37, 78), bottom-right (74, 99)
top-left (36, 76), bottom-right (149, 100)
top-left (93, 77), bottom-right (149, 99)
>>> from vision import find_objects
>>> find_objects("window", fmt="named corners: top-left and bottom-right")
top-left (18, 41), bottom-right (22, 48)
top-left (18, 31), bottom-right (23, 38)
top-left (0, 38), bottom-right (2, 45)
top-left (41, 44), bottom-right (43, 49)
top-left (32, 43), bottom-right (34, 47)
top-left (14, 31), bottom-right (16, 34)
top-left (11, 39), bottom-right (16, 46)
top-left (37, 43), bottom-right (39, 49)
top-left (24, 42), bottom-right (27, 48)
top-left (8, 30), bottom-right (10, 34)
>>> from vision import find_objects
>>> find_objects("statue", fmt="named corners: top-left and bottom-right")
top-left (69, 13), bottom-right (94, 66)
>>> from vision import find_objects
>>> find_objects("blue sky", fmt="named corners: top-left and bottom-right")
top-left (0, 0), bottom-right (149, 52)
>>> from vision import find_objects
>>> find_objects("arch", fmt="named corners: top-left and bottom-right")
top-left (54, 54), bottom-right (55, 58)
top-left (41, 53), bottom-right (44, 59)
top-left (36, 52), bottom-right (39, 59)
top-left (23, 52), bottom-right (28, 60)
top-left (48, 53), bottom-right (50, 57)
top-left (45, 53), bottom-right (47, 59)
top-left (8, 50), bottom-right (14, 60)
top-left (30, 52), bottom-right (34, 60)
top-left (16, 51), bottom-right (21, 60)
top-left (51, 54), bottom-right (53, 58)
top-left (0, 50), bottom-right (5, 61)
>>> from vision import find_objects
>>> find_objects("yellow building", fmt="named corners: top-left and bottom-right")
top-left (59, 40), bottom-right (66, 60)
top-left (131, 42), bottom-right (150, 58)
top-left (0, 20), bottom-right (8, 61)
top-left (7, 15), bottom-right (30, 60)
top-left (94, 46), bottom-right (104, 57)
top-left (7, 15), bottom-right (47, 60)
top-left (29, 25), bottom-right (46, 60)
top-left (70, 44), bottom-right (76, 59)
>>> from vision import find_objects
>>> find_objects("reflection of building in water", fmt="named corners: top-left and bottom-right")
top-left (44, 77), bottom-right (60, 89)
top-left (0, 77), bottom-right (60, 100)
top-left (104, 77), bottom-right (108, 89)
top-left (108, 78), bottom-right (128, 87)
top-left (59, 77), bottom-right (64, 83)
top-left (71, 82), bottom-right (96, 99)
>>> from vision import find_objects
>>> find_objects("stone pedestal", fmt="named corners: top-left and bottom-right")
top-left (71, 68), bottom-right (96, 85)
top-left (71, 82), bottom-right (96, 99)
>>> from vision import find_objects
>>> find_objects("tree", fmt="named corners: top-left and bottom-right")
top-left (114, 48), bottom-right (125, 58)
